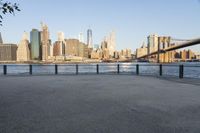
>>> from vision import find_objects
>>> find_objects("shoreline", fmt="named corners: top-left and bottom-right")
top-left (0, 60), bottom-right (199, 65)
top-left (0, 60), bottom-right (135, 64)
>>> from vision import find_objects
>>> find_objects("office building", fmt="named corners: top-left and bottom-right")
top-left (136, 43), bottom-right (148, 58)
top-left (195, 52), bottom-right (200, 60)
top-left (17, 32), bottom-right (30, 61)
top-left (65, 39), bottom-right (80, 56)
top-left (79, 32), bottom-right (84, 43)
top-left (0, 32), bottom-right (3, 44)
top-left (87, 29), bottom-right (93, 48)
top-left (91, 49), bottom-right (102, 59)
top-left (114, 51), bottom-right (120, 59)
top-left (53, 32), bottom-right (66, 56)
top-left (147, 34), bottom-right (159, 54)
top-left (107, 31), bottom-right (116, 57)
top-left (53, 41), bottom-right (65, 56)
top-left (57, 32), bottom-right (65, 42)
top-left (180, 50), bottom-right (187, 60)
top-left (121, 49), bottom-right (132, 59)
top-left (65, 39), bottom-right (89, 58)
top-left (103, 31), bottom-right (116, 57)
top-left (101, 39), bottom-right (110, 59)
top-left (41, 23), bottom-right (51, 61)
top-left (187, 50), bottom-right (195, 59)
top-left (0, 44), bottom-right (18, 61)
top-left (30, 29), bottom-right (41, 60)
top-left (79, 42), bottom-right (89, 58)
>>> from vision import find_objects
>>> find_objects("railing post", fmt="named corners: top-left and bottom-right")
top-left (96, 64), bottom-right (99, 74)
top-left (179, 65), bottom-right (184, 79)
top-left (76, 64), bottom-right (78, 75)
top-left (159, 64), bottom-right (162, 76)
top-left (55, 64), bottom-right (58, 75)
top-left (117, 64), bottom-right (120, 74)
top-left (3, 65), bottom-right (7, 75)
top-left (29, 65), bottom-right (32, 75)
top-left (136, 64), bottom-right (139, 75)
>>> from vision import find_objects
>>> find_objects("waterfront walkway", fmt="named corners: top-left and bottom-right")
top-left (0, 75), bottom-right (200, 133)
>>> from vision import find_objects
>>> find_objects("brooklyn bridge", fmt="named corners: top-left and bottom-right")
top-left (137, 36), bottom-right (200, 63)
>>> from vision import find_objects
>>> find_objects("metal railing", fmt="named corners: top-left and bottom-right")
top-left (0, 64), bottom-right (199, 79)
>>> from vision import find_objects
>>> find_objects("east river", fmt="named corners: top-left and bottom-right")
top-left (0, 62), bottom-right (200, 78)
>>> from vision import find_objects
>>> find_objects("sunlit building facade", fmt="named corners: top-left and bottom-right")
top-left (17, 33), bottom-right (30, 62)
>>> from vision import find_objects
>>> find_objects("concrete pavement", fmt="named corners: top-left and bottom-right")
top-left (0, 75), bottom-right (200, 133)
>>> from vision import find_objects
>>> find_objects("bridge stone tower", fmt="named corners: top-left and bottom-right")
top-left (157, 36), bottom-right (171, 63)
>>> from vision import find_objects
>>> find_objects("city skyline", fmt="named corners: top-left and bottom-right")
top-left (0, 0), bottom-right (200, 52)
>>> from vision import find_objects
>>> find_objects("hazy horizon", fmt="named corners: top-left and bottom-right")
top-left (0, 0), bottom-right (200, 52)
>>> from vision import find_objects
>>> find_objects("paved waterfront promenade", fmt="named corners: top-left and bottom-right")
top-left (0, 75), bottom-right (200, 133)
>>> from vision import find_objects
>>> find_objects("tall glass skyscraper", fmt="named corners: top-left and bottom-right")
top-left (30, 29), bottom-right (41, 60)
top-left (0, 32), bottom-right (3, 44)
top-left (87, 29), bottom-right (93, 48)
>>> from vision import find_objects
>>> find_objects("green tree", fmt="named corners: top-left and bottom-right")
top-left (0, 0), bottom-right (20, 26)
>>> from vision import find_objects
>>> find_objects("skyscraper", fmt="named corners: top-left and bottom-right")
top-left (0, 44), bottom-right (18, 61)
top-left (30, 29), bottom-right (41, 60)
top-left (103, 31), bottom-right (116, 57)
top-left (17, 32), bottom-right (30, 62)
top-left (107, 31), bottom-right (116, 57)
top-left (41, 22), bottom-right (51, 61)
top-left (87, 29), bottom-right (93, 48)
top-left (79, 32), bottom-right (84, 43)
top-left (53, 41), bottom-right (65, 56)
top-left (53, 32), bottom-right (65, 56)
top-left (65, 39), bottom-right (80, 56)
top-left (147, 34), bottom-right (159, 54)
top-left (0, 32), bottom-right (3, 44)
top-left (57, 32), bottom-right (65, 42)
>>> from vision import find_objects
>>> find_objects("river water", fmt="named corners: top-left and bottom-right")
top-left (0, 63), bottom-right (200, 78)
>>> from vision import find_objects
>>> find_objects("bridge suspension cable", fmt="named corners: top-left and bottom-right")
top-left (171, 38), bottom-right (192, 42)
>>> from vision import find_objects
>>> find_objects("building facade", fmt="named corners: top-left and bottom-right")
top-left (65, 39), bottom-right (89, 58)
top-left (79, 42), bottom-right (88, 58)
top-left (65, 39), bottom-right (79, 56)
top-left (0, 44), bottom-right (18, 61)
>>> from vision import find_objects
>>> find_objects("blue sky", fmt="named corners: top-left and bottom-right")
top-left (0, 0), bottom-right (200, 52)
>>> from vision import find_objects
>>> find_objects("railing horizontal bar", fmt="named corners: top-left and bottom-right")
top-left (183, 65), bottom-right (200, 68)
